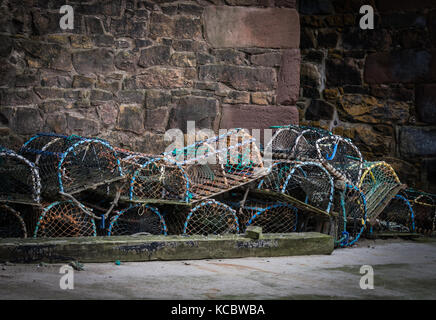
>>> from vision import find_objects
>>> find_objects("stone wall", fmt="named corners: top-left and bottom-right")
top-left (298, 0), bottom-right (436, 192)
top-left (0, 0), bottom-right (300, 155)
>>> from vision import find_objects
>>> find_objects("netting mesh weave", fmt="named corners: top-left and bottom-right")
top-left (377, 194), bottom-right (415, 233)
top-left (183, 200), bottom-right (239, 236)
top-left (108, 204), bottom-right (167, 236)
top-left (337, 184), bottom-right (367, 246)
top-left (316, 135), bottom-right (363, 184)
top-left (20, 134), bottom-right (123, 196)
top-left (0, 204), bottom-right (27, 238)
top-left (245, 202), bottom-right (298, 233)
top-left (258, 161), bottom-right (334, 214)
top-left (34, 201), bottom-right (97, 238)
top-left (0, 148), bottom-right (41, 203)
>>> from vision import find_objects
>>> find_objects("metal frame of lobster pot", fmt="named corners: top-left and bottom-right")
top-left (254, 160), bottom-right (337, 236)
top-left (121, 129), bottom-right (269, 236)
top-left (265, 125), bottom-right (332, 161)
top-left (357, 161), bottom-right (407, 225)
top-left (19, 133), bottom-right (124, 198)
top-left (0, 147), bottom-right (41, 205)
top-left (404, 189), bottom-right (436, 235)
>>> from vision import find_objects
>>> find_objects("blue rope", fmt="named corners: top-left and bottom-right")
top-left (325, 143), bottom-right (338, 160)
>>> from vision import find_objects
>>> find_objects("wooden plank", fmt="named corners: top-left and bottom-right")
top-left (69, 175), bottom-right (126, 195)
top-left (367, 184), bottom-right (407, 221)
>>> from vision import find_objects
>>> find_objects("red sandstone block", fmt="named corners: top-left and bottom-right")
top-left (277, 49), bottom-right (301, 105)
top-left (220, 104), bottom-right (299, 130)
top-left (204, 6), bottom-right (300, 48)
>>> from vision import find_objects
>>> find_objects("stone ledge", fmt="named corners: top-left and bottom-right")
top-left (0, 232), bottom-right (333, 263)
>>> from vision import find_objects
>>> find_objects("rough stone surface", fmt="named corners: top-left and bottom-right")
top-left (169, 96), bottom-right (220, 132)
top-left (338, 94), bottom-right (410, 124)
top-left (204, 7), bottom-right (300, 48)
top-left (415, 84), bottom-right (436, 124)
top-left (220, 104), bottom-right (299, 130)
top-left (400, 127), bottom-right (436, 157)
top-left (117, 104), bottom-right (145, 134)
top-left (199, 65), bottom-right (276, 91)
top-left (138, 46), bottom-right (171, 67)
top-left (72, 49), bottom-right (114, 75)
top-left (298, 0), bottom-right (436, 192)
top-left (365, 50), bottom-right (436, 84)
top-left (305, 99), bottom-right (335, 121)
top-left (277, 49), bottom-right (301, 105)
top-left (0, 0), bottom-right (303, 175)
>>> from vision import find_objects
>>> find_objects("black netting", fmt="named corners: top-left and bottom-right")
top-left (19, 134), bottom-right (123, 196)
top-left (34, 201), bottom-right (96, 238)
top-left (0, 204), bottom-right (27, 238)
top-left (0, 148), bottom-right (40, 203)
top-left (183, 200), bottom-right (239, 236)
top-left (108, 204), bottom-right (166, 236)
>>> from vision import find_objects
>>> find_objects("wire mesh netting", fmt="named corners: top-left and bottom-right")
top-left (0, 204), bottom-right (27, 238)
top-left (183, 199), bottom-right (239, 236)
top-left (164, 208), bottom-right (189, 235)
top-left (19, 133), bottom-right (123, 196)
top-left (114, 147), bottom-right (154, 177)
top-left (108, 204), bottom-right (167, 236)
top-left (265, 125), bottom-right (332, 160)
top-left (289, 128), bottom-right (332, 161)
top-left (376, 194), bottom-right (415, 233)
top-left (403, 189), bottom-right (436, 234)
top-left (245, 202), bottom-right (298, 233)
top-left (358, 161), bottom-right (403, 221)
top-left (336, 184), bottom-right (367, 247)
top-left (34, 201), bottom-right (97, 238)
top-left (258, 161), bottom-right (334, 214)
top-left (129, 157), bottom-right (190, 202)
top-left (129, 129), bottom-right (266, 204)
top-left (0, 148), bottom-right (41, 203)
top-left (316, 135), bottom-right (363, 184)
top-left (264, 127), bottom-right (301, 159)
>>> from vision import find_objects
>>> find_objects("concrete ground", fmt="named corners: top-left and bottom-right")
top-left (0, 238), bottom-right (435, 299)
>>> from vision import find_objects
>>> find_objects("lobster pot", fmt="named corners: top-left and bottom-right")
top-left (226, 199), bottom-right (298, 233)
top-left (129, 157), bottom-right (190, 202)
top-left (245, 202), bottom-right (298, 233)
top-left (258, 161), bottom-right (334, 214)
top-left (289, 128), bottom-right (331, 161)
top-left (183, 200), bottom-right (239, 236)
top-left (264, 126), bottom-right (303, 159)
top-left (108, 204), bottom-right (167, 236)
top-left (336, 184), bottom-right (367, 247)
top-left (403, 190), bottom-right (436, 234)
top-left (165, 129), bottom-right (265, 200)
top-left (412, 195), bottom-right (435, 234)
top-left (164, 207), bottom-right (190, 235)
top-left (358, 161), bottom-right (403, 221)
top-left (265, 125), bottom-right (330, 160)
top-left (0, 148), bottom-right (41, 203)
top-left (377, 195), bottom-right (415, 233)
top-left (114, 147), bottom-right (154, 177)
top-left (316, 135), bottom-right (363, 184)
top-left (20, 134), bottom-right (123, 196)
top-left (0, 204), bottom-right (27, 238)
top-left (34, 201), bottom-right (97, 238)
